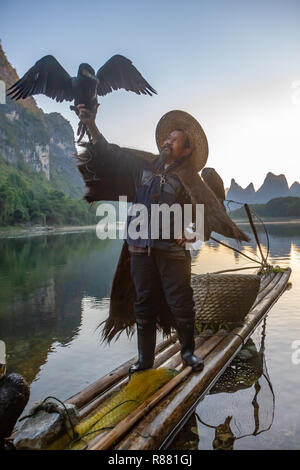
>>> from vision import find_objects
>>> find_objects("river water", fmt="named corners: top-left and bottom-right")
top-left (0, 221), bottom-right (299, 450)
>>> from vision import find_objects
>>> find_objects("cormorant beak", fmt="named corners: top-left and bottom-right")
top-left (82, 70), bottom-right (99, 83)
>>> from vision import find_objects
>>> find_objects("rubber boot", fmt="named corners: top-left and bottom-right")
top-left (176, 321), bottom-right (204, 371)
top-left (129, 321), bottom-right (157, 375)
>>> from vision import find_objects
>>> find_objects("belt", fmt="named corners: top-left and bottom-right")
top-left (128, 244), bottom-right (188, 259)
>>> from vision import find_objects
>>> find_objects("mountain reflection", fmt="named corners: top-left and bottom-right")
top-left (0, 232), bottom-right (123, 383)
top-left (191, 221), bottom-right (300, 266)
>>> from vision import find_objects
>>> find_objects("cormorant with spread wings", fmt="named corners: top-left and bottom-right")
top-left (7, 54), bottom-right (157, 142)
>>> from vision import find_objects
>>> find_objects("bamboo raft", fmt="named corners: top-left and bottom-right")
top-left (55, 266), bottom-right (291, 451)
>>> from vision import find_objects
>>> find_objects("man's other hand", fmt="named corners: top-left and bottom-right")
top-left (176, 235), bottom-right (196, 247)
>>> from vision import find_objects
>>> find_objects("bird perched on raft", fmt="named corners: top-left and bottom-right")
top-left (0, 341), bottom-right (30, 450)
top-left (7, 54), bottom-right (157, 142)
top-left (201, 167), bottom-right (226, 204)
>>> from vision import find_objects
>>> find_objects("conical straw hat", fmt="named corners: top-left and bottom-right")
top-left (155, 110), bottom-right (209, 171)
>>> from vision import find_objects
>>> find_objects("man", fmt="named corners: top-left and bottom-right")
top-left (76, 104), bottom-right (250, 374)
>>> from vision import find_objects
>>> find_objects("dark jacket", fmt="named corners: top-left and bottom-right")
top-left (125, 154), bottom-right (194, 251)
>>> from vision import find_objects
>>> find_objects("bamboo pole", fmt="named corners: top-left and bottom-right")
top-left (258, 271), bottom-right (276, 290)
top-left (210, 236), bottom-right (262, 265)
top-left (79, 378), bottom-right (128, 420)
top-left (239, 271), bottom-right (289, 335)
top-left (250, 272), bottom-right (283, 310)
top-left (244, 203), bottom-right (267, 264)
top-left (161, 333), bottom-right (211, 371)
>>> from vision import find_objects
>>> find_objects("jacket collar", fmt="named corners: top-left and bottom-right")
top-left (153, 153), bottom-right (192, 174)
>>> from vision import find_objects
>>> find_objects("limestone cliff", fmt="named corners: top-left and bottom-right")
top-left (0, 41), bottom-right (84, 199)
top-left (227, 172), bottom-right (299, 205)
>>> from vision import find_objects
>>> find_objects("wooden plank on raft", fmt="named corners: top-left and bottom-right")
top-left (252, 272), bottom-right (283, 308)
top-left (78, 334), bottom-right (205, 420)
top-left (105, 268), bottom-right (291, 450)
top-left (258, 271), bottom-right (276, 291)
top-left (66, 335), bottom-right (177, 408)
top-left (239, 271), bottom-right (289, 334)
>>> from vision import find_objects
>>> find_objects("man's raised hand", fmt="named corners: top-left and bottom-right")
top-left (76, 103), bottom-right (100, 127)
top-left (76, 104), bottom-right (101, 144)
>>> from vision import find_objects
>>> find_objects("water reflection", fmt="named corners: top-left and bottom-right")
top-left (191, 221), bottom-right (300, 272)
top-left (171, 319), bottom-right (276, 450)
top-left (0, 221), bottom-right (299, 447)
top-left (199, 319), bottom-right (276, 449)
top-left (0, 232), bottom-right (123, 383)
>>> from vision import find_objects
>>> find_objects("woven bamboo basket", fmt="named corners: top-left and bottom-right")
top-left (191, 273), bottom-right (261, 329)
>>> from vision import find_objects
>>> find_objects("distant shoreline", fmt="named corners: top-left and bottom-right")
top-left (0, 224), bottom-right (97, 239)
top-left (231, 217), bottom-right (300, 224)
top-left (0, 218), bottom-right (300, 240)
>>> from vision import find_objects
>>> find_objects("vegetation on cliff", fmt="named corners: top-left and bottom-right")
top-left (0, 40), bottom-right (86, 212)
top-left (0, 153), bottom-right (96, 227)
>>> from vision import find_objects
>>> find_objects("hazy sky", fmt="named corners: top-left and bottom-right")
top-left (1, 0), bottom-right (300, 189)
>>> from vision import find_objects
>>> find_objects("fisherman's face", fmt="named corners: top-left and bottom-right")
top-left (161, 130), bottom-right (192, 163)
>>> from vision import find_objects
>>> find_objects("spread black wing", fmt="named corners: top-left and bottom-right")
top-left (96, 55), bottom-right (157, 97)
top-left (7, 55), bottom-right (74, 102)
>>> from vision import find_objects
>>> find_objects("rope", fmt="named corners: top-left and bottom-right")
top-left (225, 198), bottom-right (270, 264)
top-left (226, 199), bottom-right (270, 261)
top-left (207, 198), bottom-right (273, 273)
top-left (210, 236), bottom-right (264, 266)
top-left (251, 211), bottom-right (270, 262)
top-left (76, 144), bottom-right (101, 183)
top-left (19, 396), bottom-right (79, 442)
top-left (68, 399), bottom-right (139, 450)
top-left (211, 266), bottom-right (260, 274)
top-left (244, 204), bottom-right (267, 265)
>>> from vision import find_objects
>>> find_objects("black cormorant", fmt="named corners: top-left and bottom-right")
top-left (7, 54), bottom-right (157, 142)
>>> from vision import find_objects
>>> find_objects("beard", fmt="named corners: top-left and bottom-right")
top-left (159, 145), bottom-right (172, 166)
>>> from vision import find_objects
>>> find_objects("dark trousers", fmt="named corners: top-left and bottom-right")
top-left (130, 251), bottom-right (195, 325)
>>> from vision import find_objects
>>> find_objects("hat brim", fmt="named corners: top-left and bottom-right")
top-left (155, 110), bottom-right (209, 171)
